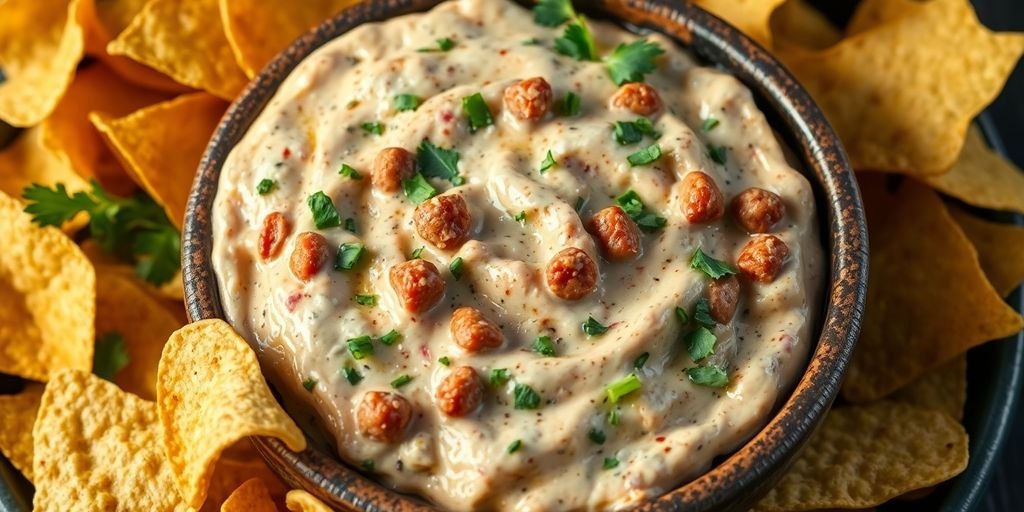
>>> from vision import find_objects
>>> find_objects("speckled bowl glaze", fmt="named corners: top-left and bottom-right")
top-left (183, 1), bottom-right (868, 510)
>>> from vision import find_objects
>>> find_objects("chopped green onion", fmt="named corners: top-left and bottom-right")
top-left (588, 428), bottom-right (606, 444)
top-left (347, 335), bottom-right (374, 360)
top-left (418, 37), bottom-right (456, 52)
top-left (633, 352), bottom-right (650, 369)
top-left (339, 163), bottom-right (362, 179)
top-left (402, 173), bottom-right (438, 204)
top-left (490, 368), bottom-right (511, 386)
top-left (462, 92), bottom-right (494, 132)
top-left (532, 336), bottom-right (556, 357)
top-left (410, 246), bottom-right (425, 259)
top-left (360, 121), bottom-right (384, 135)
top-left (513, 383), bottom-right (542, 410)
top-left (686, 366), bottom-right (729, 388)
top-left (342, 366), bottom-right (363, 385)
top-left (378, 329), bottom-right (402, 346)
top-left (302, 377), bottom-right (317, 392)
top-left (390, 374), bottom-right (413, 389)
top-left (343, 217), bottom-right (357, 233)
top-left (558, 91), bottom-right (581, 117)
top-left (256, 179), bottom-right (276, 195)
top-left (627, 143), bottom-right (662, 166)
top-left (685, 326), bottom-right (717, 362)
top-left (707, 144), bottom-right (727, 164)
top-left (507, 439), bottom-right (523, 454)
top-left (690, 247), bottom-right (737, 279)
top-left (307, 191), bottom-right (341, 229)
top-left (603, 457), bottom-right (620, 470)
top-left (539, 150), bottom-right (557, 174)
top-left (335, 243), bottom-right (365, 271)
top-left (608, 407), bottom-right (621, 426)
top-left (354, 294), bottom-right (377, 306)
top-left (449, 257), bottom-right (465, 280)
top-left (605, 373), bottom-right (641, 403)
top-left (701, 117), bottom-right (720, 133)
top-left (438, 356), bottom-right (451, 366)
top-left (394, 94), bottom-right (423, 112)
top-left (613, 118), bottom-right (659, 145)
top-left (675, 306), bottom-right (689, 325)
top-left (581, 316), bottom-right (609, 336)
top-left (514, 210), bottom-right (527, 224)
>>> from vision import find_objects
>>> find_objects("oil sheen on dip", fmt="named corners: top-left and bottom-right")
top-left (211, 0), bottom-right (823, 510)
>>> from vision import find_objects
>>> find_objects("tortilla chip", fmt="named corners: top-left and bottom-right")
top-left (842, 177), bottom-right (1024, 402)
top-left (925, 126), bottom-right (1024, 214)
top-left (950, 208), bottom-right (1024, 297)
top-left (41, 63), bottom-right (172, 196)
top-left (158, 319), bottom-right (306, 509)
top-left (95, 268), bottom-right (184, 400)
top-left (220, 478), bottom-right (278, 512)
top-left (79, 239), bottom-right (186, 305)
top-left (220, 0), bottom-right (358, 78)
top-left (752, 401), bottom-right (969, 512)
top-left (91, 93), bottom-right (228, 229)
top-left (106, 0), bottom-right (249, 100)
top-left (0, 128), bottom-right (91, 227)
top-left (692, 0), bottom-right (785, 48)
top-left (780, 0), bottom-right (1024, 175)
top-left (0, 0), bottom-right (85, 127)
top-left (890, 355), bottom-right (967, 422)
top-left (846, 0), bottom-right (919, 36)
top-left (0, 384), bottom-right (44, 481)
top-left (0, 191), bottom-right (95, 382)
top-left (204, 443), bottom-right (289, 512)
top-left (769, 0), bottom-right (841, 52)
top-left (32, 369), bottom-right (187, 511)
top-left (286, 490), bottom-right (333, 512)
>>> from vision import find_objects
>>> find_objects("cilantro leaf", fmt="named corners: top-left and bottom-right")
top-left (532, 335), bottom-right (556, 357)
top-left (693, 298), bottom-right (716, 328)
top-left (708, 144), bottom-right (728, 164)
top-left (394, 94), bottom-right (423, 112)
top-left (685, 326), bottom-right (717, 362)
top-left (361, 122), bottom-right (384, 135)
top-left (701, 117), bottom-right (720, 133)
top-left (133, 228), bottom-right (181, 286)
top-left (686, 366), bottom-right (729, 388)
top-left (582, 316), bottom-right (609, 336)
top-left (690, 248), bottom-right (737, 279)
top-left (627, 143), bottom-right (662, 166)
top-left (335, 243), bottom-right (365, 271)
top-left (307, 191), bottom-right (342, 229)
top-left (417, 139), bottom-right (463, 186)
top-left (462, 92), bottom-right (494, 132)
top-left (606, 39), bottom-right (664, 85)
top-left (513, 383), bottom-right (542, 409)
top-left (257, 179), bottom-right (276, 195)
top-left (555, 20), bottom-right (597, 61)
top-left (557, 91), bottom-right (581, 117)
top-left (539, 150), bottom-right (557, 174)
top-left (614, 189), bottom-right (666, 233)
top-left (22, 183), bottom-right (96, 226)
top-left (402, 173), bottom-right (438, 204)
top-left (93, 332), bottom-right (130, 381)
top-left (534, 0), bottom-right (576, 27)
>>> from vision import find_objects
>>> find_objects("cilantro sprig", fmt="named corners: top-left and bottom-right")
top-left (555, 20), bottom-right (597, 61)
top-left (93, 332), bottom-right (130, 381)
top-left (606, 40), bottom-right (665, 85)
top-left (615, 189), bottom-right (666, 232)
top-left (534, 0), bottom-right (576, 27)
top-left (22, 182), bottom-right (180, 286)
top-left (417, 139), bottom-right (464, 186)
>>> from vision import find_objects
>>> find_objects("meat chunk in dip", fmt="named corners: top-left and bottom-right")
top-left (211, 0), bottom-right (822, 510)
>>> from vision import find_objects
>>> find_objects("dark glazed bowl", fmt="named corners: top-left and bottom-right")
top-left (182, 0), bottom-right (868, 510)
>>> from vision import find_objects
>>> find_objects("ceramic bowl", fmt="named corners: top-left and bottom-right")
top-left (182, 0), bottom-right (868, 510)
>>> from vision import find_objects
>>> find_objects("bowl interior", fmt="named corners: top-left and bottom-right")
top-left (182, 1), bottom-right (867, 510)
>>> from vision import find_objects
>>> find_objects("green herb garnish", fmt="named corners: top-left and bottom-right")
top-left (417, 139), bottom-right (463, 186)
top-left (347, 335), bottom-right (375, 360)
top-left (449, 257), bottom-right (465, 280)
top-left (588, 428), bottom-right (606, 445)
top-left (307, 191), bottom-right (341, 229)
top-left (555, 19), bottom-right (597, 61)
top-left (462, 92), bottom-right (494, 133)
top-left (686, 326), bottom-right (717, 362)
top-left (582, 316), bottom-right (609, 336)
top-left (701, 117), bottom-right (720, 133)
top-left (627, 143), bottom-right (662, 166)
top-left (93, 332), bottom-right (130, 382)
top-left (605, 39), bottom-right (664, 85)
top-left (302, 377), bottom-right (317, 392)
top-left (390, 374), bottom-right (413, 389)
top-left (532, 336), bottom-right (556, 357)
top-left (507, 439), bottom-right (523, 454)
top-left (410, 246), bottom-right (425, 259)
top-left (686, 366), bottom-right (729, 388)
top-left (378, 329), bottom-right (402, 346)
top-left (693, 298), bottom-right (716, 328)
top-left (707, 144), bottom-right (728, 164)
top-left (615, 189), bottom-right (666, 233)
top-left (360, 121), bottom-right (384, 135)
top-left (394, 94), bottom-right (423, 112)
top-left (513, 383), bottom-right (542, 410)
top-left (533, 0), bottom-right (575, 26)
top-left (603, 457), bottom-right (620, 470)
top-left (402, 173), bottom-right (438, 204)
top-left (539, 150), bottom-right (557, 174)
top-left (490, 368), bottom-right (511, 386)
top-left (438, 356), bottom-right (451, 366)
top-left (675, 306), bottom-right (689, 325)
top-left (418, 37), bottom-right (456, 52)
top-left (354, 294), bottom-right (377, 306)
top-left (256, 178), bottom-right (276, 195)
top-left (690, 247), bottom-right (737, 279)
top-left (361, 460), bottom-right (375, 472)
top-left (339, 163), bottom-right (362, 180)
top-left (608, 407), bottom-right (621, 426)
top-left (633, 352), bottom-right (650, 369)
top-left (335, 243), bottom-right (365, 271)
top-left (613, 118), bottom-right (659, 145)
top-left (605, 373), bottom-right (641, 403)
top-left (558, 91), bottom-right (581, 117)
top-left (514, 210), bottom-right (527, 224)
top-left (342, 366), bottom-right (363, 385)
top-left (344, 217), bottom-right (357, 233)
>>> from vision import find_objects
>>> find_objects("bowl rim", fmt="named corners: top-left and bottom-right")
top-left (182, 0), bottom-right (868, 510)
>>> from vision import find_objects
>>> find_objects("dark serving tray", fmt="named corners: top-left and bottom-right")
top-left (2, 1), bottom-right (1023, 511)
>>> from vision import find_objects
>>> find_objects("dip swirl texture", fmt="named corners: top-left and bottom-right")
top-left (212, 0), bottom-right (823, 509)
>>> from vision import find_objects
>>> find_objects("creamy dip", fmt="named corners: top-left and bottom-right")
top-left (211, 0), bottom-right (823, 510)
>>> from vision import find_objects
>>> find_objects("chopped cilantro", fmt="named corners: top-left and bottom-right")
top-left (418, 37), bottom-right (456, 52)
top-left (378, 329), bottom-right (402, 346)
top-left (675, 306), bottom-right (689, 325)
top-left (555, 19), bottom-right (597, 61)
top-left (686, 366), bottom-right (729, 388)
top-left (354, 294), bottom-right (376, 306)
top-left (402, 173), bottom-right (438, 204)
top-left (342, 366), bottom-right (363, 385)
top-left (417, 139), bottom-right (463, 186)
top-left (361, 460), bottom-right (375, 472)
top-left (690, 248), bottom-right (737, 279)
top-left (588, 428), bottom-right (606, 445)
top-left (513, 383), bottom-right (542, 410)
top-left (605, 373), bottom-right (641, 403)
top-left (449, 257), bottom-right (465, 280)
top-left (302, 377), bottom-right (317, 392)
top-left (707, 144), bottom-right (728, 164)
top-left (539, 150), bottom-right (557, 174)
top-left (22, 182), bottom-right (180, 286)
top-left (627, 143), bottom-right (662, 166)
top-left (347, 335), bottom-right (374, 360)
top-left (507, 439), bottom-right (523, 454)
top-left (256, 178), bottom-right (276, 195)
top-left (360, 121), bottom-right (384, 135)
top-left (582, 316), bottom-right (608, 336)
top-left (438, 356), bottom-right (451, 366)
top-left (335, 243), bottom-right (365, 271)
top-left (693, 298), bottom-right (716, 328)
top-left (344, 217), bottom-right (357, 233)
top-left (394, 94), bottom-right (423, 112)
top-left (532, 335), bottom-right (556, 357)
top-left (533, 0), bottom-right (575, 26)
top-left (633, 352), bottom-right (650, 369)
top-left (93, 332), bottom-right (130, 382)
top-left (462, 93), bottom-right (494, 133)
top-left (603, 457), bottom-right (620, 470)
top-left (490, 368), bottom-right (511, 386)
top-left (410, 246), bottom-right (425, 259)
top-left (614, 189), bottom-right (666, 232)
top-left (686, 326), bottom-right (717, 362)
top-left (605, 39), bottom-right (664, 85)
top-left (613, 118), bottom-right (660, 145)
top-left (390, 374), bottom-right (413, 389)
top-left (514, 210), bottom-right (527, 224)
top-left (307, 191), bottom-right (341, 229)
top-left (701, 117), bottom-right (720, 133)
top-left (339, 163), bottom-right (362, 180)
top-left (558, 91), bottom-right (581, 117)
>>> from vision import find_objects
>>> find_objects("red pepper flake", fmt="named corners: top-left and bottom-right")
top-left (499, 49), bottom-right (508, 56)
top-left (419, 344), bottom-right (431, 359)
top-left (655, 436), bottom-right (666, 443)
top-left (282, 147), bottom-right (292, 159)
top-left (440, 110), bottom-right (454, 123)
top-left (285, 291), bottom-right (304, 311)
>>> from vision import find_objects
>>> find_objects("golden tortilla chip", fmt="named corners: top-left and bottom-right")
top-left (79, 239), bottom-right (187, 305)
top-left (692, 0), bottom-right (785, 48)
top-left (95, 268), bottom-right (184, 400)
top-left (286, 490), bottom-right (333, 512)
top-left (42, 63), bottom-right (172, 196)
top-left (0, 191), bottom-right (95, 382)
top-left (846, 0), bottom-right (919, 36)
top-left (0, 0), bottom-right (85, 126)
top-left (780, 0), bottom-right (1024, 175)
top-left (0, 384), bottom-right (44, 481)
top-left (106, 0), bottom-right (249, 100)
top-left (91, 93), bottom-right (228, 229)
top-left (843, 176), bottom-right (1024, 402)
top-left (753, 401), bottom-right (968, 512)
top-left (220, 478), bottom-right (278, 512)
top-left (925, 126), bottom-right (1024, 214)
top-left (0, 128), bottom-right (91, 228)
top-left (769, 0), bottom-right (841, 52)
top-left (202, 440), bottom-right (289, 512)
top-left (158, 319), bottom-right (306, 509)
top-left (220, 0), bottom-right (358, 78)
top-left (890, 355), bottom-right (967, 422)
top-left (951, 208), bottom-right (1024, 297)
top-left (32, 369), bottom-right (187, 511)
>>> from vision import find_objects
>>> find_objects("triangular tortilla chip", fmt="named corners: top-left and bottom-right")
top-left (925, 126), bottom-right (1024, 214)
top-left (950, 207), bottom-right (1024, 297)
top-left (0, 384), bottom-right (44, 481)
